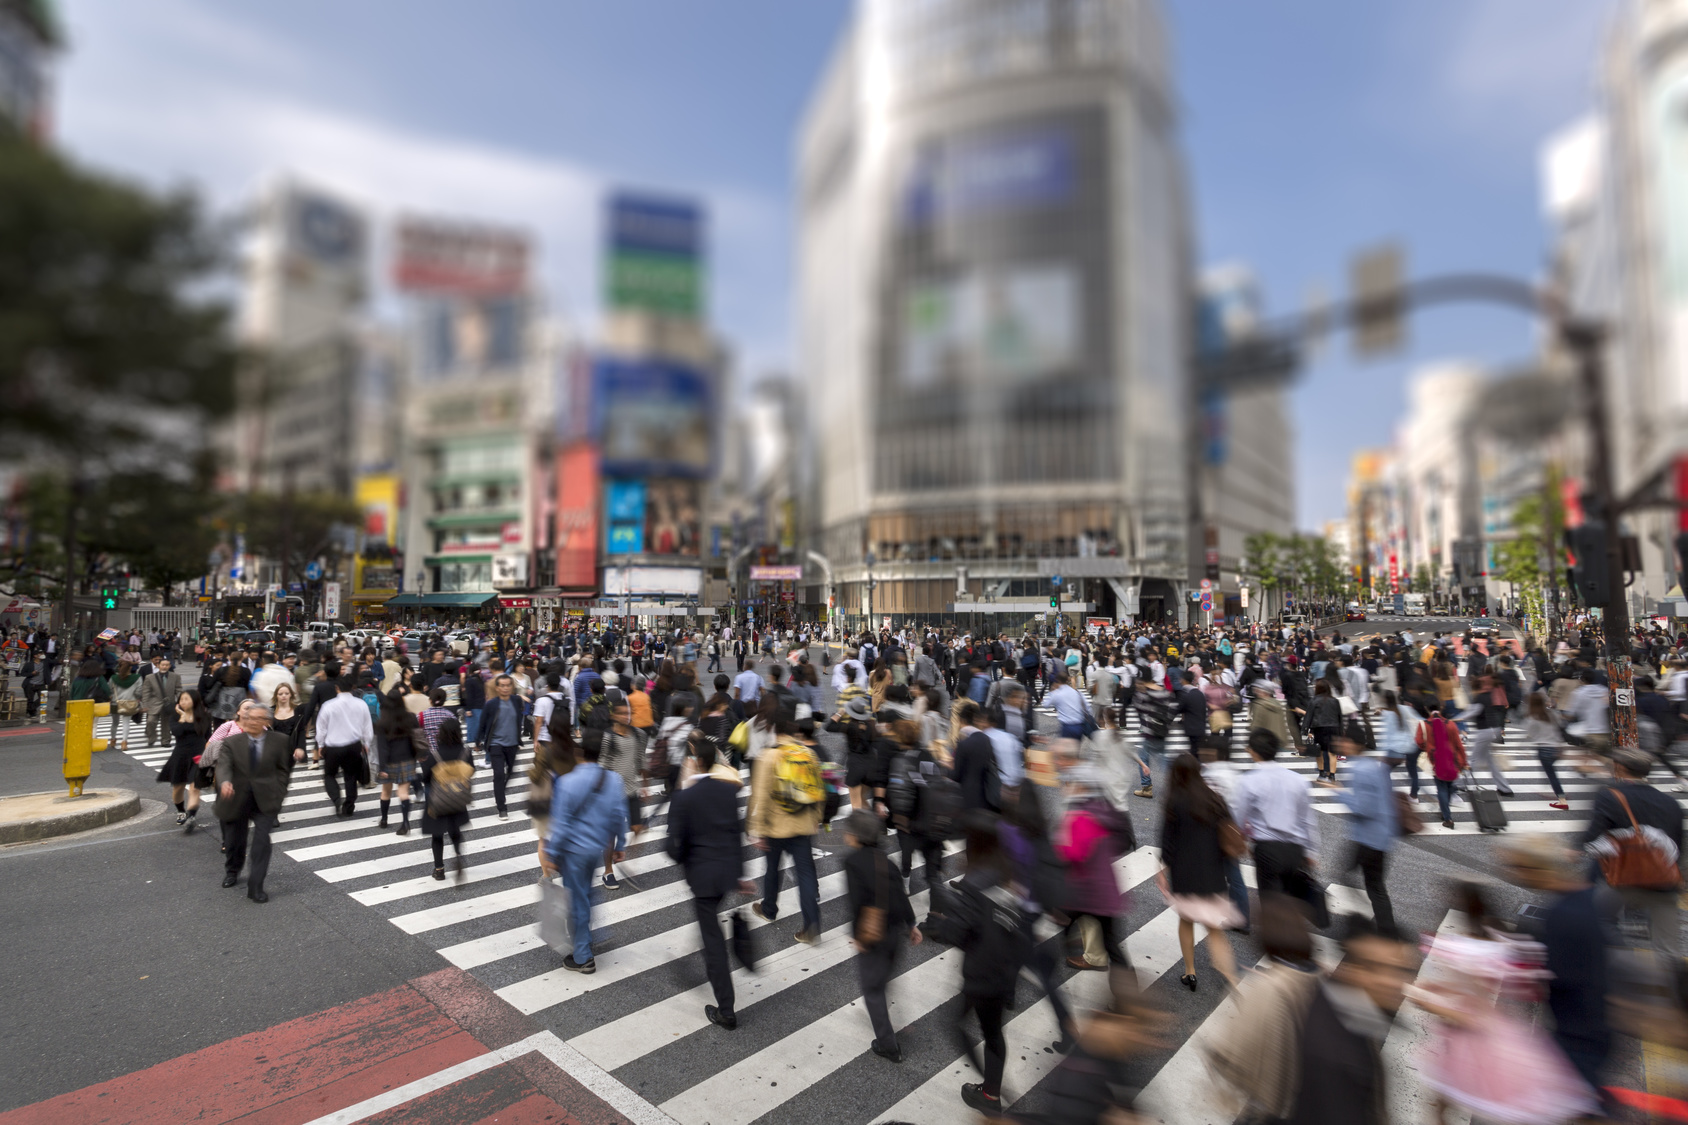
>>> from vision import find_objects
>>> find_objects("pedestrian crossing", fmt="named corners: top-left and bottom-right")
top-left (109, 716), bottom-right (1396, 1125)
top-left (98, 684), bottom-right (1653, 1125)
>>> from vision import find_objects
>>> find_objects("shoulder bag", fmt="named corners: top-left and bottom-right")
top-left (857, 848), bottom-right (888, 946)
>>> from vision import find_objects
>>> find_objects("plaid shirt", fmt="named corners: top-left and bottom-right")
top-left (420, 706), bottom-right (455, 755)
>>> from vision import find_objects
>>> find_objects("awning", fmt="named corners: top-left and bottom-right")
top-left (385, 594), bottom-right (426, 606)
top-left (421, 592), bottom-right (502, 608)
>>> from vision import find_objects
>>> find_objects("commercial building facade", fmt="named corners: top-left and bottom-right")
top-left (797, 0), bottom-right (1200, 630)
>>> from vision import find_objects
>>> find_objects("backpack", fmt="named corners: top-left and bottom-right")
top-left (1137, 693), bottom-right (1171, 740)
top-left (580, 693), bottom-right (612, 731)
top-left (770, 742), bottom-right (825, 814)
top-left (1590, 789), bottom-right (1682, 889)
top-left (544, 693), bottom-right (572, 745)
top-left (362, 690), bottom-right (381, 723)
top-left (886, 747), bottom-right (922, 817)
top-left (426, 749), bottom-right (475, 818)
top-left (209, 683), bottom-right (242, 721)
top-left (915, 772), bottom-right (964, 839)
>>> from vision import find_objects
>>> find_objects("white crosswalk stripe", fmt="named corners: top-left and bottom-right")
top-left (102, 679), bottom-right (1617, 1125)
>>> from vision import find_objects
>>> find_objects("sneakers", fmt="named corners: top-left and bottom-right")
top-left (1132, 786), bottom-right (1154, 799)
top-left (961, 1083), bottom-right (1002, 1114)
top-left (1549, 800), bottom-right (1569, 810)
top-left (175, 812), bottom-right (187, 825)
top-left (603, 873), bottom-right (620, 891)
top-left (706, 1004), bottom-right (737, 1030)
top-left (794, 928), bottom-right (819, 944)
top-left (563, 955), bottom-right (596, 974)
top-left (498, 810), bottom-right (509, 821)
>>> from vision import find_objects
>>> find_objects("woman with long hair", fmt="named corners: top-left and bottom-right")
top-left (420, 717), bottom-right (473, 882)
top-left (269, 681), bottom-right (308, 760)
top-left (1160, 755), bottom-right (1242, 991)
top-left (1305, 680), bottom-right (1343, 785)
top-left (1524, 690), bottom-right (1568, 811)
top-left (374, 686), bottom-right (421, 833)
top-left (109, 657), bottom-right (143, 751)
top-left (869, 658), bottom-right (893, 714)
top-left (156, 689), bottom-right (212, 833)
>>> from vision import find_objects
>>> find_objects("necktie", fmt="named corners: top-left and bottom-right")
top-left (250, 735), bottom-right (261, 772)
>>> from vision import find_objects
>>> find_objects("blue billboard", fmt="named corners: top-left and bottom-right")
top-left (607, 193), bottom-right (704, 258)
top-left (605, 480), bottom-right (646, 522)
top-left (591, 357), bottom-right (714, 478)
top-left (903, 128), bottom-right (1074, 226)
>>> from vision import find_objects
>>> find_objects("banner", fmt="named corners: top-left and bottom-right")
top-left (556, 443), bottom-right (600, 590)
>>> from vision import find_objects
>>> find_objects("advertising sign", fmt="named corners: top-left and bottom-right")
top-left (606, 523), bottom-right (644, 555)
top-left (749, 565), bottom-right (804, 581)
top-left (606, 192), bottom-right (705, 317)
top-left (592, 358), bottom-right (714, 477)
top-left (492, 553), bottom-right (529, 588)
top-left (903, 128), bottom-right (1074, 225)
top-left (644, 479), bottom-right (700, 557)
top-left (286, 186), bottom-right (366, 273)
top-left (323, 582), bottom-right (341, 620)
top-left (555, 443), bottom-right (599, 590)
top-left (393, 218), bottom-right (529, 295)
top-left (901, 262), bottom-right (1078, 388)
top-left (605, 479), bottom-right (646, 556)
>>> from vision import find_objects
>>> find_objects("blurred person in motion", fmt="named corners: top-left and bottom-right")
top-left (1233, 727), bottom-right (1322, 919)
top-left (1580, 748), bottom-right (1684, 961)
top-left (1523, 689), bottom-right (1570, 810)
top-left (1006, 977), bottom-right (1170, 1125)
top-left (1159, 754), bottom-right (1242, 992)
top-left (747, 709), bottom-right (825, 943)
top-left (1461, 670), bottom-right (1516, 797)
top-left (666, 732), bottom-right (745, 1031)
top-left (1500, 834), bottom-right (1612, 1107)
top-left (373, 687), bottom-right (421, 835)
top-left (843, 809), bottom-right (922, 1062)
top-left (1408, 875), bottom-right (1599, 1124)
top-left (545, 733), bottom-right (629, 974)
top-left (1058, 767), bottom-right (1136, 971)
top-left (1416, 701), bottom-right (1469, 830)
top-left (930, 810), bottom-right (1028, 1114)
top-left (477, 674), bottom-right (524, 820)
top-left (1335, 728), bottom-right (1398, 935)
top-left (593, 698), bottom-right (649, 891)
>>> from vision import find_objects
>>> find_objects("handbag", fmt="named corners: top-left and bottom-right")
top-left (1219, 816), bottom-right (1248, 859)
top-left (857, 849), bottom-right (889, 946)
top-left (731, 910), bottom-right (758, 972)
top-left (1394, 792), bottom-right (1423, 835)
top-left (427, 749), bottom-right (475, 818)
top-left (1076, 914), bottom-right (1107, 968)
top-left (728, 721), bottom-right (751, 753)
top-left (116, 698), bottom-right (140, 716)
top-left (538, 875), bottom-right (572, 953)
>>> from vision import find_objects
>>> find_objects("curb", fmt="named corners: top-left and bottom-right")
top-left (0, 788), bottom-right (141, 845)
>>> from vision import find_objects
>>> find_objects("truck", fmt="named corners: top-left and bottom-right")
top-left (1401, 592), bottom-right (1427, 617)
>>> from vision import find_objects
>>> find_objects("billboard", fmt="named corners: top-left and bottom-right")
top-left (393, 218), bottom-right (529, 295)
top-left (902, 128), bottom-right (1074, 226)
top-left (592, 357), bottom-right (714, 477)
top-left (286, 187), bottom-right (366, 273)
top-left (750, 565), bottom-right (803, 581)
top-left (644, 479), bottom-right (700, 557)
top-left (415, 294), bottom-right (525, 378)
top-left (555, 443), bottom-right (599, 590)
top-left (605, 480), bottom-right (646, 556)
top-left (492, 553), bottom-right (529, 587)
top-left (901, 262), bottom-right (1079, 387)
top-left (355, 473), bottom-right (399, 548)
top-left (605, 193), bottom-right (705, 317)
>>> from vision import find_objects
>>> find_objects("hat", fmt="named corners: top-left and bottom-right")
top-left (844, 695), bottom-right (873, 721)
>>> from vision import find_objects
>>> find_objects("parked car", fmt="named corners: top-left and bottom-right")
top-left (1467, 618), bottom-right (1498, 638)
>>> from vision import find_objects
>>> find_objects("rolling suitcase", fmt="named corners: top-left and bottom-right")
top-left (1464, 771), bottom-right (1508, 832)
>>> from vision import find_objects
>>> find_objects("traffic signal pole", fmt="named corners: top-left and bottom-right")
top-left (1565, 320), bottom-right (1636, 749)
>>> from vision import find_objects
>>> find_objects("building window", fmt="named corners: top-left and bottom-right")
top-left (438, 562), bottom-right (493, 592)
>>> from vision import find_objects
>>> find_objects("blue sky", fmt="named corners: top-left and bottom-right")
top-left (54, 0), bottom-right (1613, 528)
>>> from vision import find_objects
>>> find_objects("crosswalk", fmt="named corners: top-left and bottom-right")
top-left (95, 688), bottom-right (1650, 1125)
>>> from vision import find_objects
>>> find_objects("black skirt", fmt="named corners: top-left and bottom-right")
top-left (157, 730), bottom-right (207, 787)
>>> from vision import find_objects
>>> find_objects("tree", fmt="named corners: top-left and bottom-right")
top-left (1243, 532), bottom-right (1286, 615)
top-left (0, 135), bottom-right (240, 613)
top-left (1412, 564), bottom-right (1432, 595)
top-left (239, 491), bottom-right (362, 589)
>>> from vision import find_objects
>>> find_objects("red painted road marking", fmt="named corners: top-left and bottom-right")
top-left (0, 726), bottom-right (51, 739)
top-left (0, 969), bottom-right (665, 1125)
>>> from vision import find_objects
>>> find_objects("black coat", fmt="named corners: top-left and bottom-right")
top-left (951, 730), bottom-right (999, 812)
top-left (1159, 800), bottom-right (1229, 897)
top-left (1176, 686), bottom-right (1207, 742)
top-left (665, 775), bottom-right (743, 898)
top-left (845, 843), bottom-right (914, 943)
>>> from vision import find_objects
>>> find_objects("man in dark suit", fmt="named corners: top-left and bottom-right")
top-left (666, 735), bottom-right (745, 1030)
top-left (950, 701), bottom-right (999, 812)
top-left (215, 705), bottom-right (303, 902)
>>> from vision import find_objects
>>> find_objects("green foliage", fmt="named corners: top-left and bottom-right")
top-left (238, 492), bottom-right (363, 583)
top-left (0, 134), bottom-right (239, 466)
top-left (1241, 531), bottom-right (1350, 608)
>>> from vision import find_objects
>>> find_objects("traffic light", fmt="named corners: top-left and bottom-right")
top-left (1565, 524), bottom-right (1610, 607)
top-left (99, 585), bottom-right (122, 610)
top-left (1050, 594), bottom-right (1058, 609)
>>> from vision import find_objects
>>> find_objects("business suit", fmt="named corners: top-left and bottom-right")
top-left (214, 730), bottom-right (294, 898)
top-left (666, 768), bottom-right (744, 1019)
top-left (138, 668), bottom-right (182, 747)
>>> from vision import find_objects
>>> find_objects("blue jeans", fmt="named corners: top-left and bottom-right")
top-left (1137, 737), bottom-right (1167, 785)
top-left (1386, 752), bottom-right (1420, 797)
top-left (762, 835), bottom-right (821, 933)
top-left (558, 848), bottom-right (597, 963)
top-left (1059, 721), bottom-right (1086, 741)
top-left (1435, 779), bottom-right (1456, 824)
top-left (1226, 858), bottom-right (1249, 926)
top-left (463, 709), bottom-right (481, 745)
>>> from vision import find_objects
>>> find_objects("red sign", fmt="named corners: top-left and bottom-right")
top-left (556, 443), bottom-right (600, 590)
top-left (1388, 553), bottom-right (1400, 594)
top-left (500, 597), bottom-right (532, 608)
top-left (392, 218), bottom-right (529, 295)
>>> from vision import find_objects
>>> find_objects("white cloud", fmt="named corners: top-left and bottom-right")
top-left (51, 0), bottom-right (792, 371)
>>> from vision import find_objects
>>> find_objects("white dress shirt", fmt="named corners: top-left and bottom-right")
top-left (315, 691), bottom-right (374, 752)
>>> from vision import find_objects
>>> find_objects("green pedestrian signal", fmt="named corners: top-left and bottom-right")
top-left (1050, 595), bottom-right (1058, 609)
top-left (100, 585), bottom-right (121, 610)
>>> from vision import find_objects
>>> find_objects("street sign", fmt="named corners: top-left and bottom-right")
top-left (304, 561), bottom-right (323, 581)
top-left (1240, 585), bottom-right (1249, 608)
top-left (1051, 575), bottom-right (1063, 587)
top-left (1199, 579), bottom-right (1212, 592)
top-left (323, 581), bottom-right (341, 620)
top-left (1614, 688), bottom-right (1635, 708)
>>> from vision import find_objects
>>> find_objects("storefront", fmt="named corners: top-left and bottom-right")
top-left (383, 591), bottom-right (503, 625)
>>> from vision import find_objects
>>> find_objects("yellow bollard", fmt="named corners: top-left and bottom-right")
top-left (63, 700), bottom-right (110, 797)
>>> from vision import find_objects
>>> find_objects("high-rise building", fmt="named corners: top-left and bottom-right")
top-left (797, 0), bottom-right (1197, 629)
top-left (1543, 0), bottom-right (1688, 615)
top-left (0, 0), bottom-right (59, 141)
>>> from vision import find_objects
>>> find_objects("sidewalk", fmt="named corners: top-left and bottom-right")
top-left (0, 967), bottom-right (674, 1125)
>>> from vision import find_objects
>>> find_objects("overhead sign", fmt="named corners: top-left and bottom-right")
top-left (303, 560), bottom-right (323, 581)
top-left (393, 217), bottom-right (529, 295)
top-left (606, 192), bottom-right (704, 317)
top-left (749, 565), bottom-right (803, 581)
top-left (499, 597), bottom-right (533, 609)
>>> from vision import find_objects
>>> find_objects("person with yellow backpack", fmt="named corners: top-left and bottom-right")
top-left (748, 709), bottom-right (826, 943)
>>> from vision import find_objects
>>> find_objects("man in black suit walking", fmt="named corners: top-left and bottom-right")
top-left (215, 705), bottom-right (303, 903)
top-left (666, 734), bottom-right (746, 1030)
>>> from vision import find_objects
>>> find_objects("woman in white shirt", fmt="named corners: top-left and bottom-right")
top-left (1379, 690), bottom-right (1424, 804)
